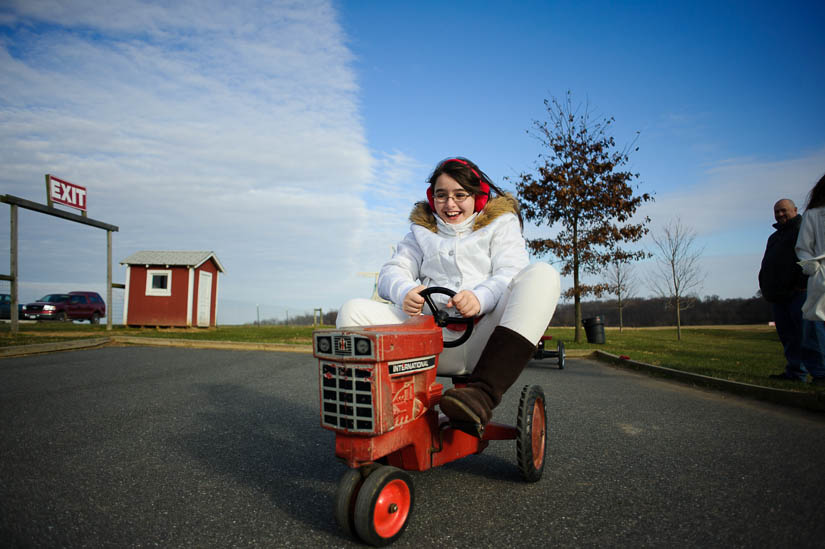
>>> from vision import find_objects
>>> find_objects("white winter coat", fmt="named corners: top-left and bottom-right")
top-left (378, 196), bottom-right (529, 315)
top-left (796, 206), bottom-right (825, 320)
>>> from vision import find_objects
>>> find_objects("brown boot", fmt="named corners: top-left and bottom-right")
top-left (439, 326), bottom-right (536, 434)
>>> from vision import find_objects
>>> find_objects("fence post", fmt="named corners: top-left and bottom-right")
top-left (10, 204), bottom-right (18, 334)
top-left (107, 230), bottom-right (113, 331)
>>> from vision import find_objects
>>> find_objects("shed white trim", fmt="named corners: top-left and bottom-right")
top-left (146, 269), bottom-right (172, 297)
top-left (123, 266), bottom-right (131, 324)
top-left (214, 272), bottom-right (220, 327)
top-left (187, 267), bottom-right (194, 327)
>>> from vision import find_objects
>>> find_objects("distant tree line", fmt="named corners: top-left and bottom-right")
top-left (249, 310), bottom-right (339, 326)
top-left (549, 294), bottom-right (772, 328)
top-left (246, 294), bottom-right (772, 328)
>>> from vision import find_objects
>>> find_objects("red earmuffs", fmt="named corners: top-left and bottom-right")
top-left (427, 157), bottom-right (490, 213)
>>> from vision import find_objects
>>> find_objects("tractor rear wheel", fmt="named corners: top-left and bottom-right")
top-left (516, 385), bottom-right (547, 482)
top-left (353, 465), bottom-right (414, 546)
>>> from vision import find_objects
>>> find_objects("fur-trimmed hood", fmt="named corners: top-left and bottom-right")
top-left (409, 194), bottom-right (521, 233)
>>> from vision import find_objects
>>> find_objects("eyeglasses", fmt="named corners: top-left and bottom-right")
top-left (434, 191), bottom-right (472, 203)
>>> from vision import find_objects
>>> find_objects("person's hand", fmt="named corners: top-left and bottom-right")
top-left (403, 285), bottom-right (428, 315)
top-left (447, 290), bottom-right (480, 318)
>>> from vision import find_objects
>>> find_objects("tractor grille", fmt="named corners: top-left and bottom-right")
top-left (320, 362), bottom-right (375, 432)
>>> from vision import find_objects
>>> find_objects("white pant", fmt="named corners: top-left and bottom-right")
top-left (336, 262), bottom-right (561, 375)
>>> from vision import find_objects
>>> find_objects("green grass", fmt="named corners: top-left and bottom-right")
top-left (545, 325), bottom-right (822, 393)
top-left (1, 322), bottom-right (819, 394)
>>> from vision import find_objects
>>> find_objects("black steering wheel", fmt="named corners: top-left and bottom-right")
top-left (418, 286), bottom-right (474, 348)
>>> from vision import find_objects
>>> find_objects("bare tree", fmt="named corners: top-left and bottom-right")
top-left (648, 219), bottom-right (705, 340)
top-left (606, 259), bottom-right (638, 331)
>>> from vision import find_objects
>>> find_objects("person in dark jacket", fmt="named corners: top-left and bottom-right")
top-left (759, 198), bottom-right (825, 381)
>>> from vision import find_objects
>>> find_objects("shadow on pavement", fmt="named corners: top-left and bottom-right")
top-left (175, 382), bottom-right (342, 536)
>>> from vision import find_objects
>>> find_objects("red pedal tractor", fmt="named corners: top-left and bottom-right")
top-left (313, 288), bottom-right (548, 546)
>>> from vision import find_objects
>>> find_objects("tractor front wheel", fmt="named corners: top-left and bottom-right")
top-left (516, 385), bottom-right (547, 482)
top-left (334, 468), bottom-right (364, 538)
top-left (353, 465), bottom-right (414, 547)
top-left (335, 464), bottom-right (383, 539)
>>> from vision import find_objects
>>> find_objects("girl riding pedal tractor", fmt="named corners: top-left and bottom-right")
top-left (337, 156), bottom-right (561, 434)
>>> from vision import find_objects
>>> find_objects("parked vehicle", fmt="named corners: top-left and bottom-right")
top-left (0, 293), bottom-right (24, 320)
top-left (22, 294), bottom-right (70, 321)
top-left (67, 291), bottom-right (106, 324)
top-left (22, 292), bottom-right (106, 323)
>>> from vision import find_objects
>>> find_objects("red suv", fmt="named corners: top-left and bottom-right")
top-left (22, 291), bottom-right (106, 323)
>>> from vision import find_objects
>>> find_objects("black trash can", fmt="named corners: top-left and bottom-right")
top-left (582, 315), bottom-right (605, 344)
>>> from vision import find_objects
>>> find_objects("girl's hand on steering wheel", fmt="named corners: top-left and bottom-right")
top-left (403, 285), bottom-right (428, 315)
top-left (447, 290), bottom-right (480, 318)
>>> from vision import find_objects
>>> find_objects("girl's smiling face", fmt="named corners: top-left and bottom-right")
top-left (433, 173), bottom-right (474, 224)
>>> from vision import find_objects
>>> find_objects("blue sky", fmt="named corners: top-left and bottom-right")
top-left (1, 0), bottom-right (823, 324)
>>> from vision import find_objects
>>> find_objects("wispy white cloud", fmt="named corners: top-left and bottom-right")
top-left (631, 147), bottom-right (825, 297)
top-left (0, 0), bottom-right (381, 322)
top-left (638, 145), bottom-right (825, 244)
top-left (347, 150), bottom-right (430, 280)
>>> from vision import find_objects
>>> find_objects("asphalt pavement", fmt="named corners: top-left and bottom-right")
top-left (1, 346), bottom-right (824, 548)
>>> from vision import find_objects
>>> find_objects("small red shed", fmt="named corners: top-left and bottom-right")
top-left (120, 251), bottom-right (225, 327)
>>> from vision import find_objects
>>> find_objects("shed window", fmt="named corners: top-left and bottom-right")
top-left (146, 269), bottom-right (172, 296)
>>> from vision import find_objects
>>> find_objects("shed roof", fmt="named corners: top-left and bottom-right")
top-left (120, 251), bottom-right (225, 272)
